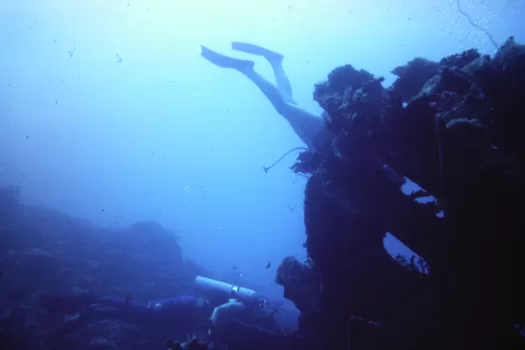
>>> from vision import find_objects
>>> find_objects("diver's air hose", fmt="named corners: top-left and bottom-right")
top-left (262, 147), bottom-right (309, 173)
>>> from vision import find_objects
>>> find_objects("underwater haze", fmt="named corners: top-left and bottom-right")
top-left (1, 0), bottom-right (524, 298)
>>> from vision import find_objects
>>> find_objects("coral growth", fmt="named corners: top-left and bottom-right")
top-left (293, 36), bottom-right (525, 349)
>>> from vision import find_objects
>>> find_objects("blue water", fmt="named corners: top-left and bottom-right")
top-left (1, 0), bottom-right (524, 300)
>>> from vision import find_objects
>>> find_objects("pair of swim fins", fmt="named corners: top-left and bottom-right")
top-left (201, 42), bottom-right (282, 69)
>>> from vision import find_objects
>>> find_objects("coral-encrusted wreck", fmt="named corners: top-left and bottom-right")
top-left (289, 37), bottom-right (525, 350)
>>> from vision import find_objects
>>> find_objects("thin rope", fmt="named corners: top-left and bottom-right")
top-left (456, 0), bottom-right (499, 50)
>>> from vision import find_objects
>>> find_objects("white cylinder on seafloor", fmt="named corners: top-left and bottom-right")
top-left (194, 276), bottom-right (260, 303)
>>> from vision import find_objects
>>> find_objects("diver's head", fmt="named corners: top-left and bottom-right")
top-left (321, 110), bottom-right (332, 124)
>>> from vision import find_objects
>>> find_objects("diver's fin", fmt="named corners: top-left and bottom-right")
top-left (231, 42), bottom-right (283, 61)
top-left (201, 45), bottom-right (254, 70)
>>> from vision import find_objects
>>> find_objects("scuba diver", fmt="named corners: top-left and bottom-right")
top-left (39, 276), bottom-right (309, 349)
top-left (200, 42), bottom-right (332, 173)
top-left (199, 43), bottom-right (447, 214)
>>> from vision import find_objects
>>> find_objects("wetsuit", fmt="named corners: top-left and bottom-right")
top-left (40, 292), bottom-right (213, 344)
top-left (40, 292), bottom-right (212, 323)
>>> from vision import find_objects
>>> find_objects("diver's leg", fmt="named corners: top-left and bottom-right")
top-left (201, 45), bottom-right (293, 113)
top-left (40, 292), bottom-right (97, 314)
top-left (239, 66), bottom-right (295, 117)
top-left (201, 45), bottom-right (319, 146)
top-left (232, 42), bottom-right (294, 102)
top-left (241, 65), bottom-right (324, 147)
top-left (268, 58), bottom-right (294, 103)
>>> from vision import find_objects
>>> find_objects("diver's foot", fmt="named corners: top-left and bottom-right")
top-left (201, 45), bottom-right (254, 70)
top-left (231, 42), bottom-right (284, 63)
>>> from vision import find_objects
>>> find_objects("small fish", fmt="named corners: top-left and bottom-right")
top-left (266, 262), bottom-right (271, 269)
top-left (232, 264), bottom-right (239, 270)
